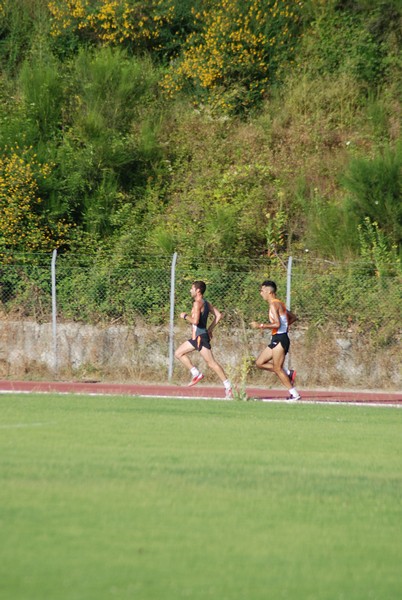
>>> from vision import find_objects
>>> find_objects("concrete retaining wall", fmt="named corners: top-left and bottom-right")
top-left (0, 319), bottom-right (400, 390)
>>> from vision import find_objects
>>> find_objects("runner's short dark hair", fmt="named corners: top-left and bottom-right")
top-left (193, 280), bottom-right (206, 294)
top-left (261, 280), bottom-right (277, 293)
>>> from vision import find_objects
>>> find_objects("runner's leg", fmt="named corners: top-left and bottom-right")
top-left (175, 340), bottom-right (196, 370)
top-left (271, 344), bottom-right (292, 390)
top-left (199, 347), bottom-right (228, 383)
top-left (255, 346), bottom-right (275, 372)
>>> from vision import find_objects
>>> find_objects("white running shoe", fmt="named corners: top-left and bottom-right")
top-left (188, 373), bottom-right (204, 387)
top-left (286, 393), bottom-right (301, 402)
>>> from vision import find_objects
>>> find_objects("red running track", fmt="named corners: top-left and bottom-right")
top-left (0, 379), bottom-right (401, 406)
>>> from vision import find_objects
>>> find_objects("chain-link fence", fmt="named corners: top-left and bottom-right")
top-left (0, 251), bottom-right (400, 385)
top-left (0, 252), bottom-right (401, 329)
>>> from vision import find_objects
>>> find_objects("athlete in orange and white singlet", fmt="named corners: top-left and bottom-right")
top-left (250, 280), bottom-right (301, 401)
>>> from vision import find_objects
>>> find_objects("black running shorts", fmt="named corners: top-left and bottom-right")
top-left (268, 333), bottom-right (290, 354)
top-left (188, 333), bottom-right (211, 351)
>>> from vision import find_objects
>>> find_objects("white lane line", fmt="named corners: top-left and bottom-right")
top-left (120, 394), bottom-right (402, 408)
top-left (258, 398), bottom-right (402, 408)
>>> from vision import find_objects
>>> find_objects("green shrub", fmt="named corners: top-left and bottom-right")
top-left (296, 10), bottom-right (385, 86)
top-left (18, 56), bottom-right (64, 140)
top-left (358, 217), bottom-right (401, 277)
top-left (0, 0), bottom-right (49, 73)
top-left (342, 143), bottom-right (402, 247)
top-left (43, 47), bottom-right (164, 238)
top-left (303, 195), bottom-right (359, 260)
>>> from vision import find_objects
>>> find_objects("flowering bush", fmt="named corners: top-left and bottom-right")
top-left (0, 147), bottom-right (71, 258)
top-left (48, 0), bottom-right (174, 49)
top-left (161, 0), bottom-right (303, 113)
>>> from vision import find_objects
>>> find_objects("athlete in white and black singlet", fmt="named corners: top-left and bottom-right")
top-left (175, 280), bottom-right (233, 398)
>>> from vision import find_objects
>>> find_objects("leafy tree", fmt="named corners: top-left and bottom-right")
top-left (47, 47), bottom-right (164, 236)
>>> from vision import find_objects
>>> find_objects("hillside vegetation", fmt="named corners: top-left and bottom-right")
top-left (0, 0), bottom-right (401, 344)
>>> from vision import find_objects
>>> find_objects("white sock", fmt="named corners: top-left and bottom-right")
top-left (191, 367), bottom-right (200, 377)
top-left (223, 379), bottom-right (231, 390)
top-left (289, 387), bottom-right (298, 396)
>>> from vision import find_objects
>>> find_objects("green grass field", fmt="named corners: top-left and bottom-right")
top-left (1, 394), bottom-right (402, 600)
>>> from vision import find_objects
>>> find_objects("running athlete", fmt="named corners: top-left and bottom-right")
top-left (250, 280), bottom-right (301, 401)
top-left (175, 280), bottom-right (233, 398)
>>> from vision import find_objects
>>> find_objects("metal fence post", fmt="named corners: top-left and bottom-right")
top-left (286, 255), bottom-right (293, 310)
top-left (168, 252), bottom-right (178, 381)
top-left (51, 249), bottom-right (58, 376)
top-left (285, 256), bottom-right (293, 372)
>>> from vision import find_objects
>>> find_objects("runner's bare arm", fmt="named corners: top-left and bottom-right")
top-left (287, 310), bottom-right (297, 327)
top-left (180, 300), bottom-right (201, 325)
top-left (207, 303), bottom-right (221, 337)
top-left (250, 303), bottom-right (280, 330)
